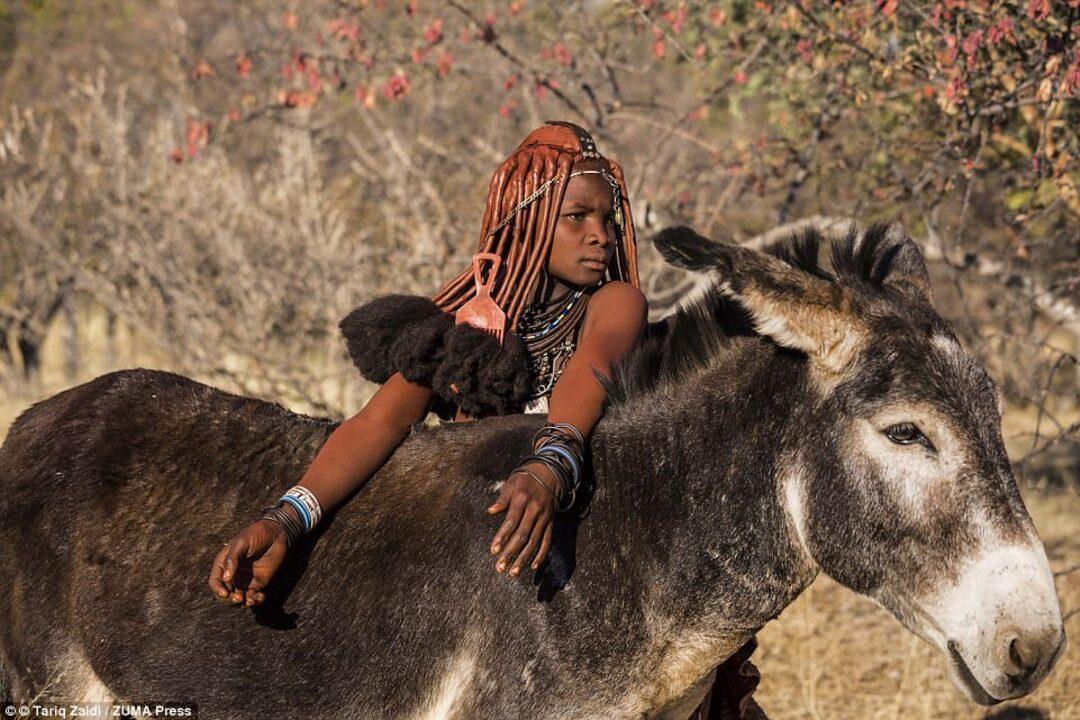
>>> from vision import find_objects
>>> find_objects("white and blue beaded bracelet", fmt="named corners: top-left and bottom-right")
top-left (278, 486), bottom-right (323, 534)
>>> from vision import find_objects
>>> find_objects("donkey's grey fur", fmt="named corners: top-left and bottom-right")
top-left (0, 223), bottom-right (1063, 718)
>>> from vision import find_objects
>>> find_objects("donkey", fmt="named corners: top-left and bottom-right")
top-left (0, 223), bottom-right (1065, 719)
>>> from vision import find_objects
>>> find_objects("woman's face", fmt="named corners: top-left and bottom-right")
top-left (546, 169), bottom-right (617, 287)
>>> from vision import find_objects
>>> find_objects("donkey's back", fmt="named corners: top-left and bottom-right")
top-left (0, 369), bottom-right (548, 717)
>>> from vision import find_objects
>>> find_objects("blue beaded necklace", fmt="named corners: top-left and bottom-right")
top-left (518, 289), bottom-right (585, 341)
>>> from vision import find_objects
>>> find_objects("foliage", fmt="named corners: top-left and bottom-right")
top-left (0, 0), bottom-right (1075, 478)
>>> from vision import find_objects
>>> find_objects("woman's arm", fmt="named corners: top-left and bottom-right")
top-left (294, 372), bottom-right (435, 511)
top-left (488, 281), bottom-right (648, 576)
top-left (209, 372), bottom-right (434, 606)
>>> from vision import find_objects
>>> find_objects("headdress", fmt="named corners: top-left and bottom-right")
top-left (431, 121), bottom-right (639, 331)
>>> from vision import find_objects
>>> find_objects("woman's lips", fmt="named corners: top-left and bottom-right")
top-left (580, 258), bottom-right (607, 271)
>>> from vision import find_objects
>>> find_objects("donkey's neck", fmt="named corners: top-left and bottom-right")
top-left (585, 338), bottom-right (819, 637)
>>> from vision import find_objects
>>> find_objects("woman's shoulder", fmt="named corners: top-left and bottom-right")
top-left (588, 280), bottom-right (648, 316)
top-left (580, 281), bottom-right (648, 340)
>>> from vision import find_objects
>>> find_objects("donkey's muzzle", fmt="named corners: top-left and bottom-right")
top-left (1000, 628), bottom-right (1067, 696)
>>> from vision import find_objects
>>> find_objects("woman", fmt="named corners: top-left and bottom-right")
top-left (206, 121), bottom-right (762, 720)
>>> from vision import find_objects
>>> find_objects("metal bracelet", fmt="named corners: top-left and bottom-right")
top-left (260, 505), bottom-right (301, 547)
top-left (519, 453), bottom-right (570, 496)
top-left (512, 467), bottom-right (559, 507)
top-left (536, 443), bottom-right (581, 489)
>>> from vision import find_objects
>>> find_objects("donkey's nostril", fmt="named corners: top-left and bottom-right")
top-left (1004, 636), bottom-right (1038, 683)
top-left (1008, 637), bottom-right (1025, 671)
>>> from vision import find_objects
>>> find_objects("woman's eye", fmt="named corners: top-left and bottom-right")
top-left (884, 422), bottom-right (935, 451)
top-left (566, 212), bottom-right (584, 221)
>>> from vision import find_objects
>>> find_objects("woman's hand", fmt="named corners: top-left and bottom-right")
top-left (487, 461), bottom-right (559, 576)
top-left (208, 518), bottom-right (289, 607)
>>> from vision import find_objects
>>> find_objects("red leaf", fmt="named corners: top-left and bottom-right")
top-left (796, 37), bottom-right (814, 64)
top-left (235, 54), bottom-right (252, 79)
top-left (307, 66), bottom-right (322, 92)
top-left (424, 18), bottom-right (444, 45)
top-left (651, 38), bottom-right (666, 59)
top-left (1026, 0), bottom-right (1050, 20)
top-left (552, 42), bottom-right (573, 66)
top-left (877, 0), bottom-right (899, 16)
top-left (382, 72), bottom-right (412, 100)
top-left (733, 69), bottom-right (748, 85)
top-left (662, 5), bottom-right (687, 34)
top-left (437, 50), bottom-right (454, 78)
top-left (497, 99), bottom-right (519, 119)
top-left (962, 29), bottom-right (982, 56)
top-left (168, 148), bottom-right (184, 164)
top-left (185, 118), bottom-right (211, 158)
top-left (279, 90), bottom-right (315, 108)
top-left (191, 58), bottom-right (215, 80)
top-left (283, 11), bottom-right (299, 31)
top-left (354, 85), bottom-right (377, 108)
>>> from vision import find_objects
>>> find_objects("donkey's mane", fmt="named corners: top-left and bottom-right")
top-left (605, 222), bottom-right (896, 408)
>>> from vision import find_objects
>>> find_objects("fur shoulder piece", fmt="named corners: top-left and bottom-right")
top-left (338, 295), bottom-right (533, 417)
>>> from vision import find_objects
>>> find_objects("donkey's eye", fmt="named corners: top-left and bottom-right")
top-left (884, 422), bottom-right (936, 451)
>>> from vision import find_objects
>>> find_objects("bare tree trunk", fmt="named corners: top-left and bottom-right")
top-left (105, 308), bottom-right (117, 369)
top-left (63, 299), bottom-right (78, 380)
top-left (16, 322), bottom-right (40, 383)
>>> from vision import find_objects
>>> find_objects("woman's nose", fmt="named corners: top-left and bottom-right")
top-left (587, 219), bottom-right (612, 246)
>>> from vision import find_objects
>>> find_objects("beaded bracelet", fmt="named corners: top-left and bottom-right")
top-left (277, 486), bottom-right (323, 534)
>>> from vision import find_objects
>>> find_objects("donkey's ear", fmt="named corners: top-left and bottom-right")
top-left (656, 226), bottom-right (865, 375)
top-left (653, 226), bottom-right (733, 273)
top-left (869, 222), bottom-right (933, 305)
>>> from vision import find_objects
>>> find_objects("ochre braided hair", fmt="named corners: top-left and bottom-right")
top-left (431, 121), bottom-right (639, 331)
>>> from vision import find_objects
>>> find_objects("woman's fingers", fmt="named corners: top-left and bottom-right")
top-left (487, 483), bottom-right (513, 515)
top-left (490, 494), bottom-right (527, 555)
top-left (208, 546), bottom-right (232, 600)
top-left (509, 514), bottom-right (549, 576)
top-left (244, 576), bottom-right (267, 607)
top-left (221, 536), bottom-right (250, 583)
top-left (531, 522), bottom-right (553, 571)
top-left (496, 504), bottom-right (540, 574)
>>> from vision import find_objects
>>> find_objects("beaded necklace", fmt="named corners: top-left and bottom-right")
top-left (516, 285), bottom-right (595, 404)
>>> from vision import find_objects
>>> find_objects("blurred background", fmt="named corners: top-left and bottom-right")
top-left (0, 1), bottom-right (1076, 717)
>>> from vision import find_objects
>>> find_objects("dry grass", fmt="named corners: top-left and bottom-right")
top-left (755, 490), bottom-right (1080, 720)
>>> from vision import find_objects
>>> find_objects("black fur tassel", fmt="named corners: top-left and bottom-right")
top-left (339, 295), bottom-right (533, 417)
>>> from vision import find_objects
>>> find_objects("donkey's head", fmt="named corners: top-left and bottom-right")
top-left (655, 223), bottom-right (1065, 704)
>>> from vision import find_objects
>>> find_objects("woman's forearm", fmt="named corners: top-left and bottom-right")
top-left (291, 373), bottom-right (434, 514)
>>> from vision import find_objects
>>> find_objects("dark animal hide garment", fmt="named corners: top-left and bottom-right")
top-left (338, 295), bottom-right (533, 418)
